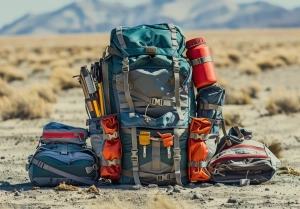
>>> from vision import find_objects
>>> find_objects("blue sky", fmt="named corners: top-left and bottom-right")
top-left (0, 0), bottom-right (300, 28)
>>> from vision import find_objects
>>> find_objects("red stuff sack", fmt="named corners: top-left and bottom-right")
top-left (188, 118), bottom-right (220, 182)
top-left (99, 115), bottom-right (122, 181)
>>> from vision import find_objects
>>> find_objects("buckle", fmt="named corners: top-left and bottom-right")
top-left (150, 98), bottom-right (163, 106)
top-left (213, 168), bottom-right (226, 177)
top-left (131, 150), bottom-right (138, 161)
top-left (37, 161), bottom-right (44, 168)
top-left (157, 173), bottom-right (171, 181)
top-left (173, 66), bottom-right (180, 73)
top-left (174, 148), bottom-right (181, 162)
top-left (107, 132), bottom-right (119, 140)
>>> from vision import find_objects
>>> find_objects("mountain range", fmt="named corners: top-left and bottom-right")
top-left (1, 0), bottom-right (300, 35)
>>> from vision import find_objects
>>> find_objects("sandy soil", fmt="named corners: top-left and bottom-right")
top-left (1, 65), bottom-right (300, 209)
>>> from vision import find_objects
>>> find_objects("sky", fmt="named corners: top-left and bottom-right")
top-left (0, 0), bottom-right (300, 29)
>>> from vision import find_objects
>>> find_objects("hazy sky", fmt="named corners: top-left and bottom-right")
top-left (0, 0), bottom-right (300, 28)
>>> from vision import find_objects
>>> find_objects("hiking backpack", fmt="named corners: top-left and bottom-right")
top-left (208, 126), bottom-right (281, 184)
top-left (94, 23), bottom-right (196, 186)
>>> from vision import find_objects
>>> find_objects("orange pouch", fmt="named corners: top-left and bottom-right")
top-left (188, 118), bottom-right (211, 182)
top-left (100, 115), bottom-right (122, 181)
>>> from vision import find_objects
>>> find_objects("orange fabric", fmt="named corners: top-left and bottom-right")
top-left (100, 115), bottom-right (122, 180)
top-left (157, 132), bottom-right (173, 147)
top-left (101, 115), bottom-right (119, 134)
top-left (188, 118), bottom-right (211, 181)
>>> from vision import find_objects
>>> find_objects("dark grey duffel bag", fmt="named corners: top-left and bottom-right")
top-left (207, 127), bottom-right (281, 184)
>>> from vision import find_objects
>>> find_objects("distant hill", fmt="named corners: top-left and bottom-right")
top-left (1, 0), bottom-right (300, 35)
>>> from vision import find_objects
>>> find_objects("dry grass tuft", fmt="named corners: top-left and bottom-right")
top-left (84, 185), bottom-right (100, 194)
top-left (259, 139), bottom-right (283, 158)
top-left (31, 63), bottom-right (46, 74)
top-left (225, 89), bottom-right (252, 105)
top-left (265, 87), bottom-right (300, 115)
top-left (278, 167), bottom-right (300, 176)
top-left (0, 79), bottom-right (14, 97)
top-left (223, 112), bottom-right (243, 127)
top-left (50, 67), bottom-right (80, 90)
top-left (237, 60), bottom-right (261, 75)
top-left (54, 182), bottom-right (79, 191)
top-left (30, 83), bottom-right (58, 103)
top-left (0, 65), bottom-right (26, 82)
top-left (0, 90), bottom-right (52, 120)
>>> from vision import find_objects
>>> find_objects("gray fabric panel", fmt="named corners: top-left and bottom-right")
top-left (151, 141), bottom-right (161, 171)
top-left (90, 134), bottom-right (104, 159)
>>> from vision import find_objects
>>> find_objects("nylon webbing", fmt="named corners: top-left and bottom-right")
top-left (191, 56), bottom-right (213, 66)
top-left (116, 26), bottom-right (127, 49)
top-left (199, 103), bottom-right (222, 112)
top-left (173, 128), bottom-right (183, 185)
top-left (114, 84), bottom-right (188, 108)
top-left (189, 133), bottom-right (219, 141)
top-left (173, 57), bottom-right (184, 120)
top-left (122, 57), bottom-right (135, 118)
top-left (167, 23), bottom-right (178, 50)
top-left (100, 159), bottom-right (121, 166)
top-left (102, 56), bottom-right (111, 115)
top-left (131, 127), bottom-right (141, 185)
top-left (122, 170), bottom-right (187, 181)
top-left (152, 141), bottom-right (161, 171)
top-left (31, 158), bottom-right (98, 186)
top-left (188, 161), bottom-right (208, 168)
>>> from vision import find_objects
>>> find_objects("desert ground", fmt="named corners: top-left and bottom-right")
top-left (0, 29), bottom-right (300, 209)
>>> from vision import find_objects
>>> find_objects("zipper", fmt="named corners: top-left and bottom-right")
top-left (214, 147), bottom-right (266, 159)
top-left (35, 151), bottom-right (95, 164)
top-left (42, 132), bottom-right (85, 140)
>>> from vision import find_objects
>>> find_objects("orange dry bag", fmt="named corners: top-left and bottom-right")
top-left (100, 115), bottom-right (122, 181)
top-left (188, 117), bottom-right (212, 182)
top-left (186, 37), bottom-right (217, 88)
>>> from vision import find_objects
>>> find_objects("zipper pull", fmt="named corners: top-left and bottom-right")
top-left (139, 132), bottom-right (150, 158)
top-left (157, 132), bottom-right (173, 159)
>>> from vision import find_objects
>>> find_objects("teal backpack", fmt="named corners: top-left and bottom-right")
top-left (99, 23), bottom-right (195, 185)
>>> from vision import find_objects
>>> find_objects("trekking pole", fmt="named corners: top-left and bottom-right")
top-left (94, 60), bottom-right (105, 116)
top-left (80, 66), bottom-right (101, 117)
top-left (77, 76), bottom-right (95, 118)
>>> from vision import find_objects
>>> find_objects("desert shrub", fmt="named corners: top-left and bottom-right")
top-left (0, 65), bottom-right (26, 82)
top-left (242, 82), bottom-right (261, 99)
top-left (0, 79), bottom-right (14, 97)
top-left (30, 83), bottom-right (58, 103)
top-left (265, 87), bottom-right (300, 115)
top-left (255, 58), bottom-right (276, 70)
top-left (223, 112), bottom-right (243, 127)
top-left (227, 49), bottom-right (240, 63)
top-left (31, 63), bottom-right (46, 74)
top-left (50, 67), bottom-right (80, 90)
top-left (259, 139), bottom-right (282, 159)
top-left (225, 89), bottom-right (252, 105)
top-left (0, 90), bottom-right (52, 120)
top-left (50, 59), bottom-right (72, 69)
top-left (237, 59), bottom-right (261, 75)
